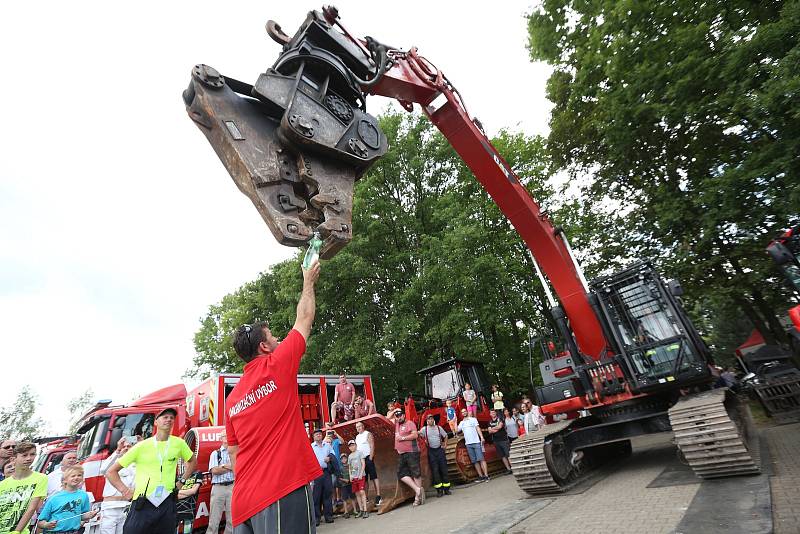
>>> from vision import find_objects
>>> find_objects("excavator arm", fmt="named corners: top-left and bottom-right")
top-left (183, 6), bottom-right (609, 360)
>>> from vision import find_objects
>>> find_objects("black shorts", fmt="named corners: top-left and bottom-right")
top-left (123, 494), bottom-right (176, 534)
top-left (397, 452), bottom-right (421, 479)
top-left (234, 484), bottom-right (315, 534)
top-left (340, 483), bottom-right (354, 500)
top-left (364, 455), bottom-right (378, 480)
top-left (494, 439), bottom-right (510, 458)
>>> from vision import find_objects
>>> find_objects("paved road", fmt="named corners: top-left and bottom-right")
top-left (315, 465), bottom-right (529, 533)
top-left (765, 422), bottom-right (800, 534)
top-left (511, 433), bottom-right (699, 534)
top-left (315, 422), bottom-right (798, 534)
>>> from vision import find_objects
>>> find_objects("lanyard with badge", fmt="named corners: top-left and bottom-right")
top-left (147, 438), bottom-right (171, 507)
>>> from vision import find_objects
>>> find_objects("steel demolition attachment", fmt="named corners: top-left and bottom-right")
top-left (183, 9), bottom-right (388, 259)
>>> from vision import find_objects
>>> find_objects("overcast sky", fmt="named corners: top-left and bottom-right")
top-left (0, 1), bottom-right (551, 434)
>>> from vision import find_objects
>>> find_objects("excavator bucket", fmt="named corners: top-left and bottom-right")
top-left (333, 414), bottom-right (430, 514)
top-left (183, 10), bottom-right (387, 258)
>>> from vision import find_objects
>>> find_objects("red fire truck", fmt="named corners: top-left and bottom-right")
top-left (74, 373), bottom-right (374, 532)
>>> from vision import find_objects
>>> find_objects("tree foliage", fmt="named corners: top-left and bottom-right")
top-left (528, 0), bottom-right (800, 354)
top-left (0, 386), bottom-right (47, 441)
top-left (192, 112), bottom-right (560, 406)
top-left (66, 389), bottom-right (95, 435)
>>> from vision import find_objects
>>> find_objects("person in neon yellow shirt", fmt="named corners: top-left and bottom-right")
top-left (0, 442), bottom-right (48, 534)
top-left (106, 407), bottom-right (196, 533)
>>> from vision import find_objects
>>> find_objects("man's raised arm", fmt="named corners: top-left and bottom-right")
top-left (292, 261), bottom-right (321, 340)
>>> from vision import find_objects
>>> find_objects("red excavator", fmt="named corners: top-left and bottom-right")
top-left (767, 224), bottom-right (800, 345)
top-left (183, 6), bottom-right (760, 504)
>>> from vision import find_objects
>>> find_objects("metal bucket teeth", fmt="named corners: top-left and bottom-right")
top-left (668, 388), bottom-right (761, 479)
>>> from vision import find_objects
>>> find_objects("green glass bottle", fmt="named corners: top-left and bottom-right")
top-left (302, 232), bottom-right (323, 269)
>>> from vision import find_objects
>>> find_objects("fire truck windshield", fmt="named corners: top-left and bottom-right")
top-left (31, 451), bottom-right (50, 473)
top-left (112, 412), bottom-right (155, 440)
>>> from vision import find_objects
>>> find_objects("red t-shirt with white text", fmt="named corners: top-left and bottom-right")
top-left (225, 329), bottom-right (321, 525)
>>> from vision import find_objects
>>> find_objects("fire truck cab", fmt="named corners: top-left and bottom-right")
top-left (74, 373), bottom-right (375, 532)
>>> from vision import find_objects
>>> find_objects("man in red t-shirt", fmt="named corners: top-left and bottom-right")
top-left (393, 410), bottom-right (424, 506)
top-left (331, 375), bottom-right (355, 423)
top-left (353, 395), bottom-right (376, 419)
top-left (225, 261), bottom-right (321, 534)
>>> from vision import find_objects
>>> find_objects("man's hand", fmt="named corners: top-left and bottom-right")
top-left (303, 260), bottom-right (321, 287)
top-left (39, 520), bottom-right (58, 530)
top-left (122, 487), bottom-right (134, 500)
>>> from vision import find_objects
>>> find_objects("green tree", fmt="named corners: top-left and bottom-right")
top-left (66, 389), bottom-right (95, 434)
top-left (191, 112), bottom-right (558, 406)
top-left (528, 0), bottom-right (800, 352)
top-left (0, 386), bottom-right (47, 441)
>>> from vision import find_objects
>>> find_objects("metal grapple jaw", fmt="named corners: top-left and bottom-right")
top-left (183, 10), bottom-right (387, 259)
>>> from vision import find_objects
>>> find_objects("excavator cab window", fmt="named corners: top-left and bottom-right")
top-left (465, 364), bottom-right (492, 399)
top-left (782, 264), bottom-right (800, 293)
top-left (428, 368), bottom-right (460, 400)
top-left (593, 263), bottom-right (706, 388)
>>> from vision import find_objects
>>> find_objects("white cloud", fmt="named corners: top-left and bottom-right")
top-left (0, 1), bottom-right (550, 433)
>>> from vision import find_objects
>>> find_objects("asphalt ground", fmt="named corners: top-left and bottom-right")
top-left (316, 420), bottom-right (799, 534)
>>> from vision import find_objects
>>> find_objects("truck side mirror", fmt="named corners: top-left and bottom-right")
top-left (667, 279), bottom-right (684, 297)
top-left (767, 242), bottom-right (796, 266)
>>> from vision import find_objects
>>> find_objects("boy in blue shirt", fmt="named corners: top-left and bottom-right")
top-left (445, 398), bottom-right (458, 436)
top-left (37, 465), bottom-right (97, 533)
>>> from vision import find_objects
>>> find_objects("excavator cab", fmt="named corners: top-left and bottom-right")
top-left (418, 358), bottom-right (493, 406)
top-left (589, 261), bottom-right (711, 394)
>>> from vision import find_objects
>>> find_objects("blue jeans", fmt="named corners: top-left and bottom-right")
top-left (466, 443), bottom-right (484, 463)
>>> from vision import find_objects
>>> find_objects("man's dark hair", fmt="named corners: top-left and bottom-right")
top-left (14, 442), bottom-right (36, 456)
top-left (232, 321), bottom-right (270, 363)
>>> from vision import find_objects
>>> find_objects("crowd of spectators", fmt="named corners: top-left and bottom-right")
top-left (0, 373), bottom-right (549, 533)
top-left (0, 441), bottom-right (97, 534)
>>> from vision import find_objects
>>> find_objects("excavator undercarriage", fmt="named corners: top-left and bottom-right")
top-left (510, 388), bottom-right (760, 496)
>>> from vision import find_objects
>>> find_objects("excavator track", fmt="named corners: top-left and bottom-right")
top-left (445, 436), bottom-right (508, 483)
top-left (669, 388), bottom-right (760, 478)
top-left (445, 437), bottom-right (470, 483)
top-left (509, 420), bottom-right (574, 495)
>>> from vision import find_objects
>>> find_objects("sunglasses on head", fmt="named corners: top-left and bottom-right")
top-left (241, 324), bottom-right (253, 347)
top-left (241, 321), bottom-right (270, 346)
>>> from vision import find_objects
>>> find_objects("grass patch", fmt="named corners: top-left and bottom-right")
top-left (747, 399), bottom-right (771, 425)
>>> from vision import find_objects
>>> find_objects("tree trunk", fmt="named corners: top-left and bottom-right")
top-left (732, 295), bottom-right (777, 345)
top-left (750, 286), bottom-right (790, 345)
